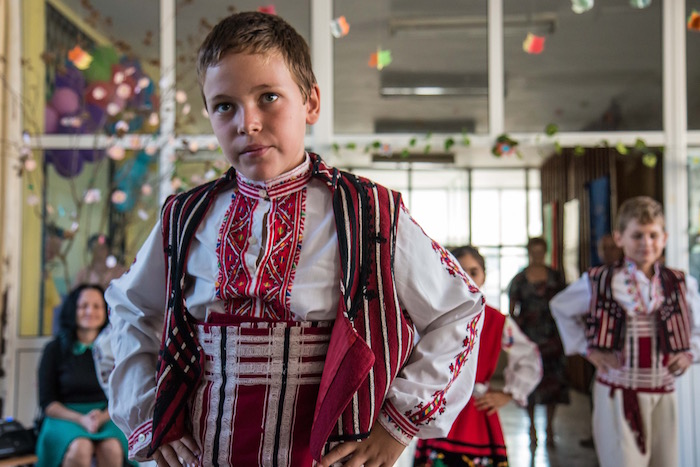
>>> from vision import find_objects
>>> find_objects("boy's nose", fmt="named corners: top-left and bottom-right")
top-left (237, 109), bottom-right (262, 135)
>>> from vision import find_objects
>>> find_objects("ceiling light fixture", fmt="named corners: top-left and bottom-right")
top-left (388, 12), bottom-right (557, 37)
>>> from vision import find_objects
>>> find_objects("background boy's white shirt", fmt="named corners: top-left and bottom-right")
top-left (106, 176), bottom-right (484, 458)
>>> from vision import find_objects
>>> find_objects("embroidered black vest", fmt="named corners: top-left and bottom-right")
top-left (586, 264), bottom-right (691, 353)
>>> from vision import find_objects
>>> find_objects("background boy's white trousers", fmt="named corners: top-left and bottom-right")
top-left (592, 380), bottom-right (678, 467)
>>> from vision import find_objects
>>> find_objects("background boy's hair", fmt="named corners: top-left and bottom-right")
top-left (615, 196), bottom-right (665, 232)
top-left (196, 11), bottom-right (317, 103)
top-left (450, 245), bottom-right (486, 273)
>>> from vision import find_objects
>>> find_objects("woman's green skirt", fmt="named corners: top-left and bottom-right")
top-left (35, 401), bottom-right (132, 467)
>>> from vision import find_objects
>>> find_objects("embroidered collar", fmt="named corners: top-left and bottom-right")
top-left (622, 258), bottom-right (662, 314)
top-left (236, 153), bottom-right (312, 200)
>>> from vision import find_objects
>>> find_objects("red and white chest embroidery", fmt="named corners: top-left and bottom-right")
top-left (215, 163), bottom-right (310, 319)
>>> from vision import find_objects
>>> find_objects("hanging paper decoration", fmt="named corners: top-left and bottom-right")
top-left (689, 11), bottom-right (700, 31)
top-left (491, 134), bottom-right (520, 158)
top-left (523, 33), bottom-right (545, 54)
top-left (111, 190), bottom-right (127, 204)
top-left (68, 45), bottom-right (93, 70)
top-left (83, 188), bottom-right (101, 204)
top-left (330, 16), bottom-right (350, 38)
top-left (629, 0), bottom-right (651, 8)
top-left (107, 145), bottom-right (126, 161)
top-left (571, 0), bottom-right (594, 14)
top-left (257, 5), bottom-right (276, 15)
top-left (368, 48), bottom-right (392, 70)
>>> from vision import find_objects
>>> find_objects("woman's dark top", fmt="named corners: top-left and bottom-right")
top-left (38, 338), bottom-right (106, 410)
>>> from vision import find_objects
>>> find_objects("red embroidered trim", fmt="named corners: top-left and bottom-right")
top-left (406, 315), bottom-right (481, 426)
top-left (216, 191), bottom-right (306, 319)
top-left (383, 400), bottom-right (418, 438)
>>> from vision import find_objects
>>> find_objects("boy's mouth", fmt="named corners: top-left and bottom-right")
top-left (241, 145), bottom-right (269, 157)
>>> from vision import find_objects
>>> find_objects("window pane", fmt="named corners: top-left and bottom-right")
top-left (688, 152), bottom-right (700, 280)
top-left (37, 149), bottom-right (162, 337)
top-left (688, 2), bottom-right (700, 129)
top-left (472, 190), bottom-right (499, 246)
top-left (333, 0), bottom-right (489, 134)
top-left (43, 1), bottom-right (161, 136)
top-left (504, 0), bottom-right (662, 132)
top-left (501, 190), bottom-right (527, 245)
top-left (350, 168), bottom-right (409, 192)
top-left (528, 168), bottom-right (541, 189)
top-left (500, 247), bottom-right (528, 311)
top-left (472, 169), bottom-right (525, 189)
top-left (529, 189), bottom-right (542, 238)
top-left (175, 1), bottom-right (311, 134)
top-left (480, 247), bottom-right (503, 310)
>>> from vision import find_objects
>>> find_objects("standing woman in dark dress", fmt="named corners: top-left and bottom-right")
top-left (507, 237), bottom-right (569, 448)
top-left (36, 284), bottom-right (129, 467)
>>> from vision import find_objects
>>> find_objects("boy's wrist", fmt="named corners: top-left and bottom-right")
top-left (378, 401), bottom-right (417, 446)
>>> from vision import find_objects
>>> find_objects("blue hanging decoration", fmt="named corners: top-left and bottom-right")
top-left (629, 0), bottom-right (651, 8)
top-left (571, 0), bottom-right (594, 14)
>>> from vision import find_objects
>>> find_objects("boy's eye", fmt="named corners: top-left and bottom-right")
top-left (213, 102), bottom-right (232, 113)
top-left (262, 93), bottom-right (279, 103)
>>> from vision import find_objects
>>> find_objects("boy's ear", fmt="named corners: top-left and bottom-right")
top-left (305, 84), bottom-right (321, 125)
top-left (613, 230), bottom-right (623, 247)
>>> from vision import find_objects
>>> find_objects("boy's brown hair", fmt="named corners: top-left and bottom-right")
top-left (196, 11), bottom-right (316, 103)
top-left (615, 196), bottom-right (665, 232)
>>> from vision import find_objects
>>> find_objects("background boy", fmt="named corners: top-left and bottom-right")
top-left (550, 196), bottom-right (700, 467)
top-left (105, 11), bottom-right (484, 467)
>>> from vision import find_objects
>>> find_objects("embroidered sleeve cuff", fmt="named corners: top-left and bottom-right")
top-left (378, 400), bottom-right (417, 446)
top-left (127, 419), bottom-right (153, 461)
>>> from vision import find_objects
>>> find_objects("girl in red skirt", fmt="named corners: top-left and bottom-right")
top-left (415, 246), bottom-right (542, 467)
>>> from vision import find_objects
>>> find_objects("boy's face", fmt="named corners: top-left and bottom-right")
top-left (202, 52), bottom-right (320, 181)
top-left (614, 219), bottom-right (667, 270)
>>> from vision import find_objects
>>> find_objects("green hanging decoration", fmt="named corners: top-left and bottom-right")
top-left (545, 123), bottom-right (559, 136)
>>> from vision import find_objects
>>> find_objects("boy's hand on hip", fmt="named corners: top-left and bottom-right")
top-left (151, 434), bottom-right (201, 467)
top-left (667, 352), bottom-right (692, 376)
top-left (319, 422), bottom-right (406, 466)
top-left (586, 349), bottom-right (622, 373)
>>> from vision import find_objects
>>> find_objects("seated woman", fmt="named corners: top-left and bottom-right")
top-left (36, 284), bottom-right (130, 467)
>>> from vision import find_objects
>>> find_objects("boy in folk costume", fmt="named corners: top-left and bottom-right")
top-left (105, 11), bottom-right (484, 467)
top-left (550, 196), bottom-right (700, 467)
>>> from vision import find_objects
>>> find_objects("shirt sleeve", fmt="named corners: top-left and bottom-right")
top-left (376, 204), bottom-right (484, 445)
top-left (684, 275), bottom-right (700, 362)
top-left (38, 339), bottom-right (61, 410)
top-left (501, 316), bottom-right (543, 406)
top-left (92, 324), bottom-right (115, 394)
top-left (549, 273), bottom-right (592, 356)
top-left (105, 220), bottom-right (167, 460)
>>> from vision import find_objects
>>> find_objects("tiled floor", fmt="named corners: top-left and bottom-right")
top-left (501, 390), bottom-right (599, 467)
top-left (395, 389), bottom-right (600, 467)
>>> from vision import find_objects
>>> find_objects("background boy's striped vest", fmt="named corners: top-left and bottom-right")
top-left (586, 263), bottom-right (691, 353)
